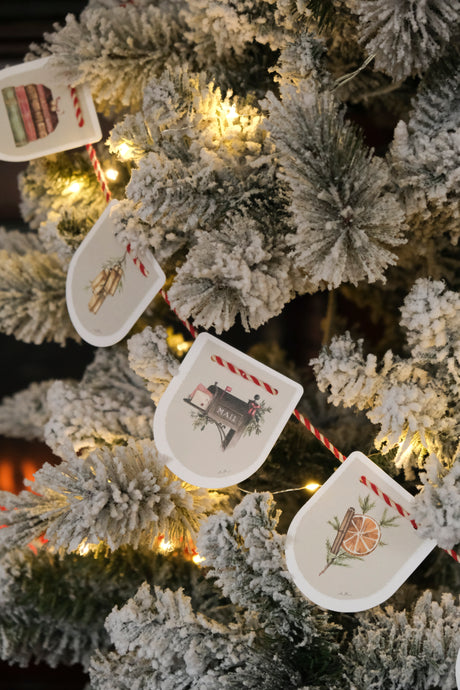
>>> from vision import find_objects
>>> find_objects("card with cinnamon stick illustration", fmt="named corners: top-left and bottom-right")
top-left (66, 201), bottom-right (165, 346)
top-left (285, 452), bottom-right (436, 612)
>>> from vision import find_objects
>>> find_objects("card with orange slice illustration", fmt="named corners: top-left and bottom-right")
top-left (285, 451), bottom-right (436, 612)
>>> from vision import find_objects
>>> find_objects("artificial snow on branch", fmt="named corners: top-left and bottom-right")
top-left (167, 212), bottom-right (293, 333)
top-left (265, 83), bottom-right (407, 292)
top-left (0, 249), bottom-right (76, 346)
top-left (127, 325), bottom-right (180, 405)
top-left (0, 380), bottom-right (54, 442)
top-left (346, 590), bottom-right (460, 689)
top-left (31, 0), bottom-right (194, 115)
top-left (197, 492), bottom-right (338, 650)
top-left (89, 583), bottom-right (317, 690)
top-left (0, 545), bottom-right (214, 670)
top-left (412, 454), bottom-right (460, 550)
top-left (389, 48), bottom-right (460, 248)
top-left (356, 0), bottom-right (460, 82)
top-left (311, 279), bottom-right (460, 472)
top-left (0, 439), bottom-right (213, 553)
top-left (45, 347), bottom-right (154, 457)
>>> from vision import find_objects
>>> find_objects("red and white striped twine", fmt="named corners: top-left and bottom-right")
top-left (70, 86), bottom-right (153, 275)
top-left (360, 475), bottom-right (418, 529)
top-left (211, 354), bottom-right (279, 395)
top-left (126, 243), bottom-right (149, 277)
top-left (360, 475), bottom-right (459, 563)
top-left (70, 86), bottom-right (84, 127)
top-left (293, 409), bottom-right (346, 462)
top-left (85, 143), bottom-right (112, 204)
top-left (69, 84), bottom-right (460, 565)
top-left (70, 86), bottom-right (111, 204)
top-left (160, 289), bottom-right (198, 339)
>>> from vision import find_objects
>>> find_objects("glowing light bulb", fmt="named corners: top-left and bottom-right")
top-left (176, 341), bottom-right (192, 353)
top-left (305, 482), bottom-right (321, 492)
top-left (78, 542), bottom-right (91, 556)
top-left (117, 142), bottom-right (132, 160)
top-left (192, 554), bottom-right (206, 565)
top-left (105, 168), bottom-right (119, 181)
top-left (65, 180), bottom-right (82, 194)
top-left (226, 103), bottom-right (238, 123)
top-left (159, 539), bottom-right (173, 552)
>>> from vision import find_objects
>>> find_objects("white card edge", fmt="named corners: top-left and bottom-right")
top-left (66, 200), bottom-right (165, 347)
top-left (154, 332), bottom-right (304, 489)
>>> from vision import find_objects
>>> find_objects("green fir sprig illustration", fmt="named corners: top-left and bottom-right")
top-left (243, 398), bottom-right (271, 437)
top-left (319, 494), bottom-right (400, 576)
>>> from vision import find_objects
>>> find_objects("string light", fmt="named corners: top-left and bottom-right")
top-left (166, 327), bottom-right (193, 357)
top-left (305, 482), bottom-right (321, 492)
top-left (159, 539), bottom-right (174, 553)
top-left (77, 542), bottom-right (92, 556)
top-left (117, 142), bottom-right (133, 160)
top-left (105, 168), bottom-right (119, 181)
top-left (225, 103), bottom-right (238, 123)
top-left (192, 554), bottom-right (206, 565)
top-left (64, 180), bottom-right (83, 195)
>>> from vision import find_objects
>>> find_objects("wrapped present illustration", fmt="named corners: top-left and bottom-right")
top-left (184, 381), bottom-right (268, 450)
top-left (2, 83), bottom-right (58, 147)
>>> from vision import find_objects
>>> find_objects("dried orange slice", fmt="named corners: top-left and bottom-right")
top-left (342, 514), bottom-right (381, 556)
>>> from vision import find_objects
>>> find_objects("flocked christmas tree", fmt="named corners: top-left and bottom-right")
top-left (0, 1), bottom-right (459, 688)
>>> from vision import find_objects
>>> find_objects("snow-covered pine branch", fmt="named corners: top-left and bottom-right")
top-left (45, 347), bottom-right (154, 457)
top-left (265, 83), bottom-right (407, 292)
top-left (0, 439), bottom-right (214, 553)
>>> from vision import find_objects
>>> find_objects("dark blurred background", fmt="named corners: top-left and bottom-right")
top-left (0, 4), bottom-right (91, 688)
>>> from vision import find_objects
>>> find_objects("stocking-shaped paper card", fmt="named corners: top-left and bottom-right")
top-left (154, 333), bottom-right (303, 488)
top-left (0, 57), bottom-right (101, 161)
top-left (286, 451), bottom-right (436, 612)
top-left (66, 201), bottom-right (165, 346)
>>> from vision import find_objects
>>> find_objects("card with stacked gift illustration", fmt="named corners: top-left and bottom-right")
top-left (285, 451), bottom-right (437, 612)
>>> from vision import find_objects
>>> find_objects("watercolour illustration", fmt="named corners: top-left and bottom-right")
top-left (285, 451), bottom-right (437, 612)
top-left (66, 201), bottom-right (165, 347)
top-left (0, 57), bottom-right (101, 162)
top-left (153, 332), bottom-right (303, 489)
top-left (2, 83), bottom-right (59, 148)
top-left (184, 380), bottom-right (271, 451)
top-left (88, 254), bottom-right (127, 315)
top-left (319, 494), bottom-right (399, 576)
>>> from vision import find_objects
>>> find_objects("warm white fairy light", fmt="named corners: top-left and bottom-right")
top-left (176, 341), bottom-right (192, 353)
top-left (305, 482), bottom-right (321, 492)
top-left (105, 168), bottom-right (119, 181)
top-left (65, 180), bottom-right (83, 195)
top-left (77, 541), bottom-right (92, 556)
top-left (159, 539), bottom-right (174, 553)
top-left (192, 554), bottom-right (206, 565)
top-left (117, 142), bottom-right (133, 160)
top-left (226, 103), bottom-right (238, 123)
